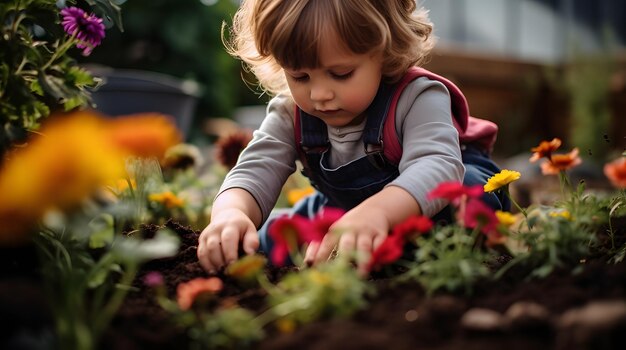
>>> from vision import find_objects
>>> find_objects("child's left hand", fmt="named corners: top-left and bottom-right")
top-left (303, 207), bottom-right (389, 274)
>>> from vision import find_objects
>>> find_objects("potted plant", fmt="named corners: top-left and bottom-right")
top-left (0, 0), bottom-right (122, 157)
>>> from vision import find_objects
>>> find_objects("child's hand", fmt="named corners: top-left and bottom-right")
top-left (197, 208), bottom-right (259, 273)
top-left (304, 208), bottom-right (389, 274)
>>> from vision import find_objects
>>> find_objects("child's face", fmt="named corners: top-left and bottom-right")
top-left (283, 33), bottom-right (383, 129)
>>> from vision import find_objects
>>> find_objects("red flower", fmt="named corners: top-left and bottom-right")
top-left (366, 215), bottom-right (433, 273)
top-left (427, 181), bottom-right (484, 206)
top-left (366, 235), bottom-right (405, 272)
top-left (268, 215), bottom-right (311, 266)
top-left (312, 207), bottom-right (345, 235)
top-left (391, 215), bottom-right (433, 240)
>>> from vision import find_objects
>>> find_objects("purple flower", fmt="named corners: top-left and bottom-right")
top-left (60, 7), bottom-right (106, 56)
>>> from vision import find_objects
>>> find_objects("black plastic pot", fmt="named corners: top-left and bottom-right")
top-left (88, 66), bottom-right (201, 138)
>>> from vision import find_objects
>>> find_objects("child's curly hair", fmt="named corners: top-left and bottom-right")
top-left (224, 0), bottom-right (436, 96)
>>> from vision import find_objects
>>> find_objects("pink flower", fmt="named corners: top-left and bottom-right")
top-left (427, 181), bottom-right (484, 206)
top-left (143, 271), bottom-right (164, 287)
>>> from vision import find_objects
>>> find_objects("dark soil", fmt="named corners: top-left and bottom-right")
top-left (2, 220), bottom-right (626, 350)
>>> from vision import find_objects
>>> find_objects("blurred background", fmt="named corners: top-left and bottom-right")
top-left (78, 0), bottom-right (626, 162)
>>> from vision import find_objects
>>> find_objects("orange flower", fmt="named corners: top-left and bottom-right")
top-left (530, 138), bottom-right (562, 162)
top-left (604, 157), bottom-right (626, 189)
top-left (107, 113), bottom-right (182, 159)
top-left (176, 277), bottom-right (224, 310)
top-left (0, 114), bottom-right (127, 244)
top-left (0, 110), bottom-right (183, 245)
top-left (540, 148), bottom-right (582, 175)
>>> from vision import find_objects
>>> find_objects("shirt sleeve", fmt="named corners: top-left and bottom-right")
top-left (386, 77), bottom-right (465, 217)
top-left (217, 95), bottom-right (298, 224)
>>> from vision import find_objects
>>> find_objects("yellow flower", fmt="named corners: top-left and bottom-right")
top-left (287, 186), bottom-right (315, 206)
top-left (495, 210), bottom-right (516, 227)
top-left (484, 170), bottom-right (521, 193)
top-left (549, 210), bottom-right (572, 220)
top-left (308, 270), bottom-right (331, 286)
top-left (148, 191), bottom-right (185, 209)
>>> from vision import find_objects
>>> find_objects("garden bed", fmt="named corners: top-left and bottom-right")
top-left (93, 220), bottom-right (626, 350)
top-left (2, 214), bottom-right (626, 350)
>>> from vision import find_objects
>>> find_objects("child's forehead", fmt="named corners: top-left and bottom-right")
top-left (278, 26), bottom-right (363, 69)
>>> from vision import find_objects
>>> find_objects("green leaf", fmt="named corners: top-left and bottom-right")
top-left (38, 69), bottom-right (69, 100)
top-left (88, 213), bottom-right (115, 249)
top-left (112, 229), bottom-right (180, 263)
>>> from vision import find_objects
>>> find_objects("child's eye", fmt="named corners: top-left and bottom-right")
top-left (291, 74), bottom-right (309, 82)
top-left (331, 71), bottom-right (353, 80)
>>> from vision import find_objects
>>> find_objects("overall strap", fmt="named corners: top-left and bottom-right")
top-left (382, 67), bottom-right (499, 164)
top-left (294, 107), bottom-right (329, 174)
top-left (294, 82), bottom-right (397, 170)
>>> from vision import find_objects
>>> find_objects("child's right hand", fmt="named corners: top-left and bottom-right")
top-left (197, 208), bottom-right (259, 273)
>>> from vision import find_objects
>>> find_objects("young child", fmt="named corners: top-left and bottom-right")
top-left (198, 0), bottom-right (508, 274)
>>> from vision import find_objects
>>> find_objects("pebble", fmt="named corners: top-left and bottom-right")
top-left (460, 308), bottom-right (503, 332)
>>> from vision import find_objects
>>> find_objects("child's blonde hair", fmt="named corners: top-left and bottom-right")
top-left (224, 0), bottom-right (436, 96)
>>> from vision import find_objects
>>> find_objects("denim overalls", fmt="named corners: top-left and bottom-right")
top-left (258, 72), bottom-right (510, 255)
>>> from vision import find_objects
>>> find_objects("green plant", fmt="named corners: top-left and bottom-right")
top-left (36, 222), bottom-right (179, 349)
top-left (496, 140), bottom-right (609, 279)
top-left (0, 0), bottom-right (122, 157)
top-left (397, 225), bottom-right (493, 295)
top-left (148, 275), bottom-right (264, 350)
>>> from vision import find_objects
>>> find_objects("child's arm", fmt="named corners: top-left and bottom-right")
top-left (197, 188), bottom-right (262, 273)
top-left (305, 185), bottom-right (421, 273)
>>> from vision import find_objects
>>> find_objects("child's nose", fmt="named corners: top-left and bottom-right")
top-left (310, 85), bottom-right (333, 102)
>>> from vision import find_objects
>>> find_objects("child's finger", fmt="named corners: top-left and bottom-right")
top-left (355, 234), bottom-right (374, 257)
top-left (206, 234), bottom-right (226, 271)
top-left (314, 233), bottom-right (339, 264)
top-left (197, 234), bottom-right (213, 272)
top-left (372, 234), bottom-right (386, 250)
top-left (221, 227), bottom-right (240, 264)
top-left (337, 232), bottom-right (356, 256)
top-left (242, 228), bottom-right (259, 255)
top-left (304, 241), bottom-right (321, 266)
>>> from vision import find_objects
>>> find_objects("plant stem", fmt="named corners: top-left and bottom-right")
top-left (92, 262), bottom-right (138, 339)
top-left (42, 35), bottom-right (77, 70)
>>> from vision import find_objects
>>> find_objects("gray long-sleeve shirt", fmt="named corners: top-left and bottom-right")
top-left (219, 76), bottom-right (465, 223)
